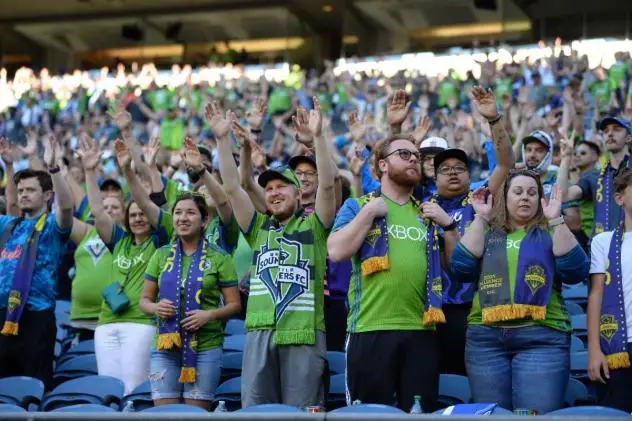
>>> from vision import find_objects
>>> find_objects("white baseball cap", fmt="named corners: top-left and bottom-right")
top-left (419, 137), bottom-right (448, 155)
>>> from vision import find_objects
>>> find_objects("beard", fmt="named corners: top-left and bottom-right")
top-left (387, 165), bottom-right (421, 188)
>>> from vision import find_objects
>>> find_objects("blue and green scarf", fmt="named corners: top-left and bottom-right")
top-left (594, 157), bottom-right (630, 234)
top-left (1, 214), bottom-right (47, 336)
top-left (479, 228), bottom-right (555, 323)
top-left (156, 239), bottom-right (207, 383)
top-left (359, 188), bottom-right (445, 326)
top-left (600, 223), bottom-right (631, 369)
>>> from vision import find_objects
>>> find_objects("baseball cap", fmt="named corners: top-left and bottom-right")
top-left (419, 137), bottom-right (448, 155)
top-left (599, 117), bottom-right (632, 135)
top-left (257, 166), bottom-right (300, 189)
top-left (523, 130), bottom-right (554, 151)
top-left (288, 155), bottom-right (316, 171)
top-left (434, 148), bottom-right (469, 172)
top-left (197, 145), bottom-right (213, 164)
top-left (100, 178), bottom-right (122, 191)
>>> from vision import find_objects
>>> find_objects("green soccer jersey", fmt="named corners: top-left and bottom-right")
top-left (609, 62), bottom-right (627, 87)
top-left (438, 80), bottom-right (458, 107)
top-left (267, 87), bottom-right (291, 115)
top-left (205, 215), bottom-right (240, 255)
top-left (144, 242), bottom-right (238, 352)
top-left (70, 227), bottom-right (113, 321)
top-left (98, 211), bottom-right (173, 326)
top-left (160, 118), bottom-right (185, 151)
top-left (334, 195), bottom-right (432, 333)
top-left (244, 211), bottom-right (329, 333)
top-left (590, 80), bottom-right (612, 110)
top-left (467, 229), bottom-right (570, 332)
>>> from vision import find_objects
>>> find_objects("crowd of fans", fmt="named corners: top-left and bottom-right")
top-left (0, 41), bottom-right (631, 414)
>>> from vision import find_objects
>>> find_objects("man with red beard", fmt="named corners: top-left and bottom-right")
top-left (328, 134), bottom-right (459, 412)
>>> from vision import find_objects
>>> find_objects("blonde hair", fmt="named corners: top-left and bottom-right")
top-left (489, 169), bottom-right (548, 233)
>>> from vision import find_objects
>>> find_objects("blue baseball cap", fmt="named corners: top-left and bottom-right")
top-left (599, 117), bottom-right (632, 135)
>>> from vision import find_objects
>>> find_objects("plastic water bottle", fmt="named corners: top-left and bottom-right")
top-left (409, 395), bottom-right (423, 414)
top-left (121, 401), bottom-right (135, 412)
top-left (214, 401), bottom-right (228, 412)
top-left (351, 399), bottom-right (362, 405)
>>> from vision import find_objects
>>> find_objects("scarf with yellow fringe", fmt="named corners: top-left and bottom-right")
top-left (358, 188), bottom-right (445, 326)
top-left (479, 228), bottom-right (554, 324)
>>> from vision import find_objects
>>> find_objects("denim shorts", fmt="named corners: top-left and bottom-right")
top-left (149, 347), bottom-right (222, 401)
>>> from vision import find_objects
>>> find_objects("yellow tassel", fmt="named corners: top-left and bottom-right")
top-left (482, 304), bottom-right (547, 323)
top-left (157, 333), bottom-right (182, 351)
top-left (361, 255), bottom-right (390, 276)
top-left (423, 307), bottom-right (446, 326)
top-left (607, 352), bottom-right (631, 370)
top-left (178, 367), bottom-right (196, 383)
top-left (0, 321), bottom-right (18, 336)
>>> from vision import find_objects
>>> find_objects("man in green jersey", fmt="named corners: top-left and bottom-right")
top-left (211, 97), bottom-right (336, 408)
top-left (328, 134), bottom-right (459, 412)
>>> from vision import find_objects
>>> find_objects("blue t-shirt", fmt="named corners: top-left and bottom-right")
top-left (0, 214), bottom-right (71, 311)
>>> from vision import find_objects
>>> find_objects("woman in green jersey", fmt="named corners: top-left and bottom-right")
top-left (78, 135), bottom-right (174, 395)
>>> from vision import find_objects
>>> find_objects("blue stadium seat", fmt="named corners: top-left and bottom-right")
top-left (571, 314), bottom-right (587, 332)
top-left (223, 334), bottom-right (245, 353)
top-left (570, 351), bottom-right (588, 381)
top-left (327, 373), bottom-right (346, 410)
top-left (57, 340), bottom-right (95, 364)
top-left (565, 378), bottom-right (588, 407)
top-left (438, 374), bottom-right (471, 406)
top-left (237, 404), bottom-right (302, 413)
top-left (120, 380), bottom-right (153, 412)
top-left (52, 404), bottom-right (117, 413)
top-left (41, 375), bottom-right (124, 412)
top-left (56, 300), bottom-right (71, 314)
top-left (571, 335), bottom-right (585, 352)
top-left (562, 285), bottom-right (588, 303)
top-left (215, 376), bottom-right (241, 410)
top-left (565, 301), bottom-right (584, 316)
top-left (52, 354), bottom-right (98, 386)
top-left (220, 352), bottom-right (243, 382)
top-left (327, 351), bottom-right (345, 375)
top-left (225, 319), bottom-right (246, 336)
top-left (143, 404), bottom-right (207, 413)
top-left (0, 404), bottom-right (26, 413)
top-left (0, 376), bottom-right (44, 411)
top-left (331, 404), bottom-right (404, 413)
top-left (547, 406), bottom-right (630, 416)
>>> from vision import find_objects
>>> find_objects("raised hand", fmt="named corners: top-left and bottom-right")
top-left (109, 99), bottom-right (132, 131)
top-left (412, 115), bottom-right (432, 147)
top-left (291, 107), bottom-right (314, 146)
top-left (76, 133), bottom-right (100, 171)
top-left (20, 128), bottom-right (38, 156)
top-left (246, 96), bottom-right (267, 130)
top-left (42, 134), bottom-right (57, 168)
top-left (387, 90), bottom-right (412, 126)
top-left (146, 136), bottom-right (161, 168)
top-left (182, 136), bottom-right (203, 172)
top-left (347, 111), bottom-right (366, 142)
top-left (470, 86), bottom-right (498, 120)
top-left (0, 137), bottom-right (14, 165)
top-left (230, 117), bottom-right (252, 148)
top-left (560, 129), bottom-right (576, 160)
top-left (472, 187), bottom-right (493, 220)
top-left (542, 184), bottom-right (562, 220)
top-left (421, 202), bottom-right (453, 228)
top-left (308, 96), bottom-right (323, 137)
top-left (349, 144), bottom-right (367, 176)
top-left (114, 139), bottom-right (131, 170)
top-left (204, 101), bottom-right (230, 138)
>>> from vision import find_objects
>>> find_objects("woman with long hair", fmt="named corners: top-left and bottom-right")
top-left (450, 170), bottom-right (589, 413)
top-left (139, 142), bottom-right (241, 410)
top-left (78, 135), bottom-right (173, 394)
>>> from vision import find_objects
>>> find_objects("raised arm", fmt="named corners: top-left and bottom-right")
top-left (556, 133), bottom-right (583, 202)
top-left (43, 134), bottom-right (73, 230)
top-left (145, 136), bottom-right (166, 193)
top-left (113, 106), bottom-right (154, 188)
top-left (0, 138), bottom-right (18, 216)
top-left (542, 184), bottom-right (579, 256)
top-left (115, 139), bottom-right (162, 228)
top-left (233, 119), bottom-right (267, 213)
top-left (386, 90), bottom-right (411, 135)
top-left (470, 87), bottom-right (514, 196)
top-left (19, 128), bottom-right (44, 171)
top-left (459, 188), bottom-right (492, 258)
top-left (207, 102), bottom-right (255, 232)
top-left (308, 97), bottom-right (336, 228)
top-left (76, 134), bottom-right (115, 244)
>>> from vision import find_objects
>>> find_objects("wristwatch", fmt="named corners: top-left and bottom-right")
top-left (442, 219), bottom-right (458, 231)
top-left (487, 113), bottom-right (503, 125)
top-left (548, 216), bottom-right (565, 228)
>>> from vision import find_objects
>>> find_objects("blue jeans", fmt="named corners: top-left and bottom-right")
top-left (149, 348), bottom-right (222, 401)
top-left (465, 325), bottom-right (570, 414)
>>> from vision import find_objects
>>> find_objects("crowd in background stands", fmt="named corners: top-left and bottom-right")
top-left (0, 40), bottom-right (631, 414)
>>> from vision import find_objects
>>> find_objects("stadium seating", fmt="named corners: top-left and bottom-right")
top-left (214, 377), bottom-right (242, 411)
top-left (570, 351), bottom-right (589, 382)
top-left (565, 301), bottom-right (585, 316)
top-left (571, 335), bottom-right (585, 352)
top-left (327, 351), bottom-right (345, 375)
top-left (225, 319), bottom-right (246, 336)
top-left (0, 404), bottom-right (26, 413)
top-left (562, 285), bottom-right (588, 305)
top-left (547, 405), bottom-right (631, 416)
top-left (120, 380), bottom-right (153, 412)
top-left (52, 354), bottom-right (98, 386)
top-left (0, 376), bottom-right (44, 411)
top-left (330, 404), bottom-right (405, 413)
top-left (143, 403), bottom-right (208, 413)
top-left (220, 352), bottom-right (243, 382)
top-left (52, 404), bottom-right (117, 412)
top-left (438, 374), bottom-right (471, 407)
top-left (55, 300), bottom-right (71, 314)
top-left (223, 334), bottom-right (246, 353)
top-left (57, 340), bottom-right (95, 364)
top-left (564, 378), bottom-right (589, 407)
top-left (237, 404), bottom-right (302, 413)
top-left (40, 375), bottom-right (124, 412)
top-left (327, 373), bottom-right (346, 410)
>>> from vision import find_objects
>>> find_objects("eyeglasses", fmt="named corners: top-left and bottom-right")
top-left (383, 149), bottom-right (420, 161)
top-left (295, 170), bottom-right (317, 178)
top-left (437, 165), bottom-right (468, 175)
top-left (574, 151), bottom-right (588, 156)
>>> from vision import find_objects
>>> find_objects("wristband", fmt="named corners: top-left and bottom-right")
top-left (442, 219), bottom-right (458, 231)
top-left (250, 128), bottom-right (262, 133)
top-left (487, 114), bottom-right (503, 125)
top-left (548, 216), bottom-right (565, 228)
top-left (49, 167), bottom-right (60, 174)
top-left (149, 191), bottom-right (167, 207)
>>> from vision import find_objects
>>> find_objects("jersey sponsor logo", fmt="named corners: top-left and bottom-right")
top-left (387, 224), bottom-right (428, 242)
top-left (254, 232), bottom-right (312, 320)
top-left (114, 253), bottom-right (145, 270)
top-left (84, 236), bottom-right (107, 264)
top-left (0, 245), bottom-right (22, 260)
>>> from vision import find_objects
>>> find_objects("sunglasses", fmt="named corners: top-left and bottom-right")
top-left (384, 149), bottom-right (420, 161)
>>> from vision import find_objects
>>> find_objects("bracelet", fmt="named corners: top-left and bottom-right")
top-left (442, 219), bottom-right (458, 231)
top-left (548, 216), bottom-right (565, 228)
top-left (487, 114), bottom-right (503, 125)
top-left (49, 167), bottom-right (60, 174)
top-left (250, 128), bottom-right (262, 133)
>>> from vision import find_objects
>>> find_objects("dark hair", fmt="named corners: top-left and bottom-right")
top-left (577, 140), bottom-right (601, 157)
top-left (171, 192), bottom-right (209, 224)
top-left (373, 134), bottom-right (417, 179)
top-left (124, 201), bottom-right (140, 235)
top-left (14, 169), bottom-right (53, 193)
top-left (490, 169), bottom-right (547, 232)
top-left (614, 168), bottom-right (632, 194)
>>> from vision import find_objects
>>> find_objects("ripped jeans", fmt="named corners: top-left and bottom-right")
top-left (149, 347), bottom-right (222, 402)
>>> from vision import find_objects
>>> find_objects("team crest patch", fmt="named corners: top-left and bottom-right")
top-left (7, 291), bottom-right (21, 312)
top-left (600, 314), bottom-right (618, 344)
top-left (524, 265), bottom-right (545, 295)
top-left (84, 236), bottom-right (107, 265)
top-left (595, 223), bottom-right (605, 234)
top-left (366, 227), bottom-right (382, 247)
top-left (431, 276), bottom-right (442, 298)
